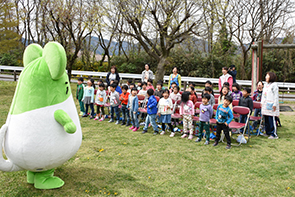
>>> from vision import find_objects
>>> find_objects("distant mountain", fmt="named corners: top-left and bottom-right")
top-left (86, 36), bottom-right (130, 55)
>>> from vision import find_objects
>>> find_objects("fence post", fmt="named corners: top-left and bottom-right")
top-left (14, 70), bottom-right (17, 81)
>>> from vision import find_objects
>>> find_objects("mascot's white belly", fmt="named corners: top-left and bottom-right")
top-left (4, 96), bottom-right (82, 172)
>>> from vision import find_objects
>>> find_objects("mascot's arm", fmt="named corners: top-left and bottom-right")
top-left (54, 110), bottom-right (76, 134)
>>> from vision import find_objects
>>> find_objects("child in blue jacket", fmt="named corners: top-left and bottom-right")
top-left (127, 87), bottom-right (139, 131)
top-left (214, 95), bottom-right (234, 149)
top-left (142, 89), bottom-right (159, 135)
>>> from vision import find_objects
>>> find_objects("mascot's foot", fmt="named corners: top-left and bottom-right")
top-left (33, 169), bottom-right (64, 189)
top-left (27, 171), bottom-right (35, 184)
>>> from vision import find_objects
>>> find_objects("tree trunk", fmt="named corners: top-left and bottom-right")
top-left (240, 49), bottom-right (247, 80)
top-left (154, 57), bottom-right (167, 88)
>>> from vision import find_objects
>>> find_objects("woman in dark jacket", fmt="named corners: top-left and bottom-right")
top-left (106, 65), bottom-right (120, 86)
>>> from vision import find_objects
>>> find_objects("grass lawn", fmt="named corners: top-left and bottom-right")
top-left (0, 81), bottom-right (295, 196)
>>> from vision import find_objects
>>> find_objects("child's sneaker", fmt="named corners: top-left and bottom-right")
top-left (268, 135), bottom-right (279, 139)
top-left (82, 114), bottom-right (88, 117)
top-left (99, 117), bottom-right (105, 121)
top-left (115, 120), bottom-right (120, 124)
top-left (153, 131), bottom-right (159, 135)
top-left (132, 127), bottom-right (139, 132)
top-left (204, 140), bottom-right (209, 145)
top-left (129, 126), bottom-right (135, 130)
top-left (169, 132), bottom-right (175, 137)
top-left (188, 134), bottom-right (194, 140)
top-left (79, 112), bottom-right (84, 116)
top-left (89, 116), bottom-right (94, 119)
top-left (108, 119), bottom-right (114, 123)
top-left (213, 141), bottom-right (219, 146)
top-left (160, 131), bottom-right (165, 135)
top-left (94, 117), bottom-right (99, 120)
top-left (181, 133), bottom-right (188, 138)
top-left (195, 138), bottom-right (201, 143)
top-left (226, 144), bottom-right (231, 149)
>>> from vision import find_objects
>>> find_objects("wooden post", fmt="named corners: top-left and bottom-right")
top-left (251, 45), bottom-right (258, 94)
top-left (259, 40), bottom-right (263, 80)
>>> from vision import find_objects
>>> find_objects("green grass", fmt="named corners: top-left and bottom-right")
top-left (1, 80), bottom-right (295, 196)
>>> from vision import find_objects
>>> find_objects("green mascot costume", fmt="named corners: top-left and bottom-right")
top-left (0, 42), bottom-right (82, 189)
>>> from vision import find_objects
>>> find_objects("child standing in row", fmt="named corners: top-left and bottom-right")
top-left (231, 83), bottom-right (242, 100)
top-left (158, 89), bottom-right (174, 136)
top-left (203, 87), bottom-right (215, 107)
top-left (195, 93), bottom-right (213, 145)
top-left (109, 83), bottom-right (121, 124)
top-left (170, 86), bottom-right (181, 101)
top-left (94, 83), bottom-right (106, 121)
top-left (189, 86), bottom-right (197, 104)
top-left (180, 91), bottom-right (195, 140)
top-left (120, 85), bottom-right (130, 126)
top-left (142, 89), bottom-right (159, 135)
top-left (214, 95), bottom-right (233, 149)
top-left (252, 81), bottom-right (264, 129)
top-left (218, 86), bottom-right (232, 109)
top-left (238, 87), bottom-right (253, 134)
top-left (154, 82), bottom-right (164, 98)
top-left (76, 77), bottom-right (85, 116)
top-left (138, 82), bottom-right (148, 97)
top-left (128, 87), bottom-right (140, 131)
top-left (146, 79), bottom-right (154, 90)
top-left (82, 79), bottom-right (95, 118)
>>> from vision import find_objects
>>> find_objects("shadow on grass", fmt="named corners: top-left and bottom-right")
top-left (1, 166), bottom-right (149, 196)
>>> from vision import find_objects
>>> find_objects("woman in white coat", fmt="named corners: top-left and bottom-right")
top-left (141, 64), bottom-right (154, 83)
top-left (261, 72), bottom-right (279, 139)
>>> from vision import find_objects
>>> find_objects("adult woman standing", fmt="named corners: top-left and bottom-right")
top-left (141, 64), bottom-right (154, 82)
top-left (261, 72), bottom-right (279, 139)
top-left (106, 66), bottom-right (120, 86)
top-left (168, 67), bottom-right (181, 90)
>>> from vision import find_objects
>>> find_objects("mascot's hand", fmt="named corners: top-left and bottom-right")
top-left (54, 109), bottom-right (77, 134)
top-left (64, 122), bottom-right (76, 134)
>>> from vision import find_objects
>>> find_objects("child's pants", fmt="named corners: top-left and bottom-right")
top-left (198, 121), bottom-right (210, 141)
top-left (215, 122), bottom-right (231, 145)
top-left (111, 106), bottom-right (120, 120)
top-left (85, 103), bottom-right (94, 117)
top-left (253, 108), bottom-right (261, 128)
top-left (264, 115), bottom-right (277, 137)
top-left (183, 115), bottom-right (193, 135)
top-left (162, 123), bottom-right (173, 132)
top-left (121, 104), bottom-right (130, 124)
top-left (240, 115), bottom-right (249, 133)
top-left (130, 111), bottom-right (139, 128)
top-left (143, 114), bottom-right (159, 132)
top-left (96, 105), bottom-right (105, 115)
top-left (79, 100), bottom-right (85, 113)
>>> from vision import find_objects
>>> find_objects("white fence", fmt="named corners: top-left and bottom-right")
top-left (1, 65), bottom-right (295, 92)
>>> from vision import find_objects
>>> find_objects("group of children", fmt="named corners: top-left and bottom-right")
top-left (76, 77), bottom-right (264, 150)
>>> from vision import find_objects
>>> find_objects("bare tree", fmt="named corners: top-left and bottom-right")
top-left (44, 0), bottom-right (97, 79)
top-left (227, 0), bottom-right (293, 79)
top-left (114, 0), bottom-right (202, 84)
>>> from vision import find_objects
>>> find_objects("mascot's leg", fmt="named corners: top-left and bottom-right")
top-left (34, 168), bottom-right (64, 189)
top-left (27, 171), bottom-right (35, 184)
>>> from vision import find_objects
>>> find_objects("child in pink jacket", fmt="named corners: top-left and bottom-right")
top-left (218, 67), bottom-right (233, 91)
top-left (179, 91), bottom-right (195, 140)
